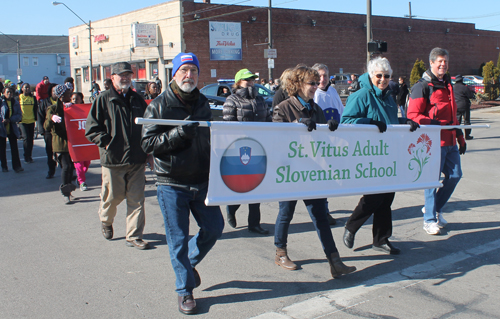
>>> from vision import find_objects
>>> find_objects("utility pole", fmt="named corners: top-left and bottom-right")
top-left (268, 0), bottom-right (273, 81)
top-left (405, 2), bottom-right (417, 19)
top-left (366, 0), bottom-right (372, 66)
top-left (0, 32), bottom-right (22, 81)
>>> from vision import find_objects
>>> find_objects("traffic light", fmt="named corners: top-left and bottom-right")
top-left (368, 41), bottom-right (387, 53)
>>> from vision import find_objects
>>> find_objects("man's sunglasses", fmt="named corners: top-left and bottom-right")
top-left (375, 74), bottom-right (390, 79)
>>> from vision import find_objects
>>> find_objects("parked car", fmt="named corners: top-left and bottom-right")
top-left (333, 73), bottom-right (359, 97)
top-left (200, 79), bottom-right (275, 120)
top-left (451, 76), bottom-right (484, 94)
top-left (132, 80), bottom-right (149, 98)
top-left (463, 75), bottom-right (484, 84)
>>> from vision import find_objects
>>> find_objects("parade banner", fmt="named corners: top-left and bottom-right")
top-left (205, 122), bottom-right (443, 205)
top-left (64, 103), bottom-right (100, 162)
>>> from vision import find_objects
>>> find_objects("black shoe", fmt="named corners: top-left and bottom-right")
top-left (466, 136), bottom-right (473, 140)
top-left (373, 240), bottom-right (401, 255)
top-left (2, 168), bottom-right (8, 173)
top-left (46, 172), bottom-right (55, 179)
top-left (327, 213), bottom-right (337, 225)
top-left (14, 167), bottom-right (24, 173)
top-left (193, 268), bottom-right (201, 288)
top-left (101, 223), bottom-right (113, 240)
top-left (227, 212), bottom-right (237, 228)
top-left (248, 226), bottom-right (269, 235)
top-left (125, 239), bottom-right (150, 250)
top-left (343, 228), bottom-right (355, 249)
top-left (178, 294), bottom-right (198, 315)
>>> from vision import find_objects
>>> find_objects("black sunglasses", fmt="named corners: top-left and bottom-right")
top-left (306, 81), bottom-right (320, 86)
top-left (375, 74), bottom-right (390, 79)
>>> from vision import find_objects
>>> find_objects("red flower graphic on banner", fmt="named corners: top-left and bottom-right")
top-left (408, 134), bottom-right (433, 182)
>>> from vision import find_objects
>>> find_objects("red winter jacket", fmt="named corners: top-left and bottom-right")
top-left (407, 71), bottom-right (465, 147)
top-left (36, 80), bottom-right (50, 102)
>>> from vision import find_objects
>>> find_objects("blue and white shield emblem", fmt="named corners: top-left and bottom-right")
top-left (240, 146), bottom-right (251, 165)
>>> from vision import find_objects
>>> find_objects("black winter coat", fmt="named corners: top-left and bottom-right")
top-left (396, 82), bottom-right (409, 106)
top-left (141, 84), bottom-right (212, 185)
top-left (453, 82), bottom-right (475, 111)
top-left (222, 86), bottom-right (271, 122)
top-left (85, 86), bottom-right (148, 167)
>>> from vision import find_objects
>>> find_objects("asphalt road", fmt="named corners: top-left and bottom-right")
top-left (1, 107), bottom-right (499, 319)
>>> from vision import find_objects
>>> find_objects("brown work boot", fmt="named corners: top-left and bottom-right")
top-left (275, 247), bottom-right (298, 270)
top-left (327, 252), bottom-right (356, 278)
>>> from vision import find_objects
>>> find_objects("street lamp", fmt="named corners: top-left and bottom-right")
top-left (52, 1), bottom-right (93, 84)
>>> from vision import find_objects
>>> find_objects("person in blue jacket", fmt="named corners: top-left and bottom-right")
top-left (341, 57), bottom-right (419, 255)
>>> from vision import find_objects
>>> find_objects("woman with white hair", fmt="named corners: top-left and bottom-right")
top-left (340, 57), bottom-right (419, 255)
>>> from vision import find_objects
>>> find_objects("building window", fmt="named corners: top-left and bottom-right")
top-left (138, 62), bottom-right (146, 80)
top-left (131, 64), bottom-right (138, 80)
top-left (83, 67), bottom-right (89, 82)
top-left (61, 57), bottom-right (66, 66)
top-left (150, 61), bottom-right (158, 80)
top-left (32, 57), bottom-right (39, 66)
top-left (92, 67), bottom-right (101, 81)
top-left (104, 66), bottom-right (111, 80)
top-left (23, 57), bottom-right (29, 66)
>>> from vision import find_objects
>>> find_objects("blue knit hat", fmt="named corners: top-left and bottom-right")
top-left (172, 52), bottom-right (200, 76)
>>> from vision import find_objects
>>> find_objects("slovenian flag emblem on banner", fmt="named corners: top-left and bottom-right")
top-left (220, 138), bottom-right (267, 193)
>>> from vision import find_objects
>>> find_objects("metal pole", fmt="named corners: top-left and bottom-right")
top-left (17, 40), bottom-right (21, 81)
top-left (366, 0), bottom-right (372, 66)
top-left (268, 0), bottom-right (273, 81)
top-left (89, 21), bottom-right (93, 84)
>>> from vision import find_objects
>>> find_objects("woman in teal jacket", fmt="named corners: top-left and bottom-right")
top-left (341, 57), bottom-right (419, 255)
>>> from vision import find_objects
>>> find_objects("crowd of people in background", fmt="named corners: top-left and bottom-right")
top-left (0, 46), bottom-right (476, 315)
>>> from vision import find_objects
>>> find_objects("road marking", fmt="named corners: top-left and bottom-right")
top-left (252, 238), bottom-right (500, 319)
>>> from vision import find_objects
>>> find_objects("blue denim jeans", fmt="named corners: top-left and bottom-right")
top-left (424, 145), bottom-right (462, 223)
top-left (274, 199), bottom-right (338, 256)
top-left (157, 183), bottom-right (224, 296)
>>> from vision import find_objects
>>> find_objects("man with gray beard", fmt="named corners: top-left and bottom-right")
top-left (85, 62), bottom-right (150, 250)
top-left (141, 53), bottom-right (224, 315)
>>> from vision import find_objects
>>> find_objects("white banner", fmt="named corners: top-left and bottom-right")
top-left (205, 123), bottom-right (443, 205)
top-left (132, 23), bottom-right (157, 47)
top-left (209, 21), bottom-right (242, 60)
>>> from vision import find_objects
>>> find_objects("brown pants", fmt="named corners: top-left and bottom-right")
top-left (99, 164), bottom-right (146, 240)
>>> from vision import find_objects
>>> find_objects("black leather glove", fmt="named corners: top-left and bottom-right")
top-left (178, 122), bottom-right (200, 139)
top-left (429, 119), bottom-right (441, 125)
top-left (406, 119), bottom-right (420, 132)
top-left (327, 119), bottom-right (339, 132)
top-left (459, 143), bottom-right (467, 155)
top-left (369, 119), bottom-right (387, 133)
top-left (299, 118), bottom-right (316, 132)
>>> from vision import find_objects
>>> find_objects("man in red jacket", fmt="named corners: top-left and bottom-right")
top-left (35, 76), bottom-right (50, 102)
top-left (407, 47), bottom-right (466, 236)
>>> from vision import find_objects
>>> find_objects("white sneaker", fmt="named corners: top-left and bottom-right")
top-left (423, 222), bottom-right (441, 235)
top-left (80, 182), bottom-right (88, 191)
top-left (436, 212), bottom-right (448, 228)
top-left (422, 207), bottom-right (447, 228)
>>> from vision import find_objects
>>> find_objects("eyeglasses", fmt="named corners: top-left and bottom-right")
top-left (306, 81), bottom-right (320, 86)
top-left (375, 74), bottom-right (390, 79)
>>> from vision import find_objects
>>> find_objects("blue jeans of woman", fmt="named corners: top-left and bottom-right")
top-left (157, 183), bottom-right (224, 296)
top-left (274, 198), bottom-right (338, 256)
top-left (0, 132), bottom-right (21, 171)
top-left (424, 145), bottom-right (462, 223)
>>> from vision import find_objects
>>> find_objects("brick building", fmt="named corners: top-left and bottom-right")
top-left (68, 0), bottom-right (500, 92)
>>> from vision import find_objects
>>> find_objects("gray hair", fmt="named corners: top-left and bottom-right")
top-left (312, 63), bottom-right (329, 75)
top-left (367, 57), bottom-right (393, 77)
top-left (429, 47), bottom-right (449, 63)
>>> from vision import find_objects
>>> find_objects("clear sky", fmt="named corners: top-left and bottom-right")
top-left (2, 0), bottom-right (500, 36)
